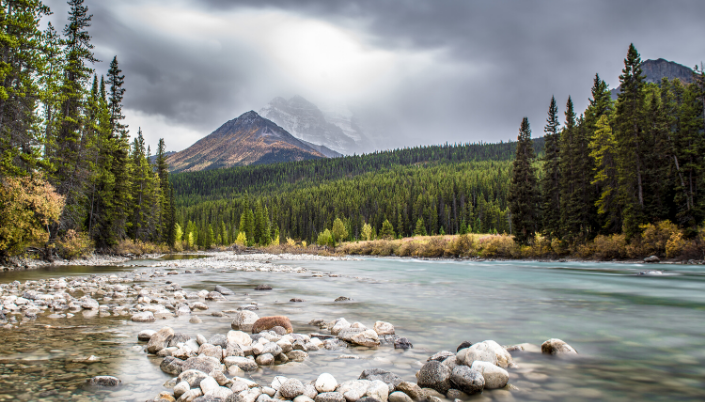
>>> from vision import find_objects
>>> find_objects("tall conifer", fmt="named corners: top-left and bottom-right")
top-left (508, 118), bottom-right (539, 245)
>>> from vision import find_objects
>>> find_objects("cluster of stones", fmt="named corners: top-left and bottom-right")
top-left (0, 275), bottom-right (137, 327)
top-left (414, 338), bottom-right (578, 398)
top-left (309, 318), bottom-right (410, 349)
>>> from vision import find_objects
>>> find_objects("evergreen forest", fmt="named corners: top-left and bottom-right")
top-left (0, 0), bottom-right (175, 259)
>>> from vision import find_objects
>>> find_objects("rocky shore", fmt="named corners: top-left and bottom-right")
top-left (0, 252), bottom-right (581, 401)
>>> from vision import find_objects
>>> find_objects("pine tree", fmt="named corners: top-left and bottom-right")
top-left (379, 219), bottom-right (395, 239)
top-left (155, 138), bottom-right (171, 243)
top-left (414, 217), bottom-right (427, 236)
top-left (540, 96), bottom-right (561, 238)
top-left (254, 201), bottom-right (264, 244)
top-left (508, 117), bottom-right (539, 245)
top-left (107, 57), bottom-right (131, 242)
top-left (614, 44), bottom-right (647, 238)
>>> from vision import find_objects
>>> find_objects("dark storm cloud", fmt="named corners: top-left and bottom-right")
top-left (43, 0), bottom-right (705, 151)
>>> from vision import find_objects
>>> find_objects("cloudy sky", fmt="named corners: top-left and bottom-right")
top-left (44, 0), bottom-right (705, 153)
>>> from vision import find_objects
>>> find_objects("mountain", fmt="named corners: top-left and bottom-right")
top-left (259, 95), bottom-right (372, 155)
top-left (166, 111), bottom-right (326, 173)
top-left (611, 58), bottom-right (694, 99)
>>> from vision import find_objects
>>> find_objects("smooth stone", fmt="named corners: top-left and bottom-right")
top-left (236, 388), bottom-right (263, 402)
top-left (200, 376), bottom-right (220, 394)
top-left (231, 380), bottom-right (251, 394)
top-left (256, 353), bottom-right (275, 365)
top-left (395, 382), bottom-right (425, 401)
top-left (294, 396), bottom-right (315, 402)
top-left (224, 356), bottom-right (258, 372)
top-left (138, 329), bottom-right (157, 341)
top-left (228, 330), bottom-right (253, 346)
top-left (190, 316), bottom-right (202, 324)
top-left (148, 327), bottom-right (175, 354)
top-left (331, 318), bottom-right (351, 335)
top-left (428, 351), bottom-right (454, 362)
top-left (174, 381), bottom-right (191, 398)
top-left (86, 376), bottom-right (121, 387)
top-left (457, 340), bottom-right (513, 368)
top-left (286, 350), bottom-right (309, 362)
top-left (315, 392), bottom-right (345, 402)
top-left (450, 365), bottom-right (485, 394)
top-left (505, 343), bottom-right (541, 353)
top-left (132, 311), bottom-right (155, 322)
top-left (470, 361), bottom-right (508, 389)
top-left (215, 285), bottom-right (235, 295)
top-left (179, 369), bottom-right (209, 388)
top-left (364, 380), bottom-right (389, 402)
top-left (180, 388), bottom-right (203, 402)
top-left (358, 369), bottom-right (402, 392)
top-left (456, 341), bottom-right (473, 352)
top-left (271, 376), bottom-right (288, 390)
top-left (182, 356), bottom-right (222, 375)
top-left (280, 378), bottom-right (306, 399)
top-left (373, 321), bottom-right (395, 336)
top-left (417, 361), bottom-right (452, 394)
top-left (388, 392), bottom-right (412, 402)
top-left (160, 356), bottom-right (185, 375)
top-left (316, 373), bottom-right (338, 393)
top-left (205, 386), bottom-right (234, 400)
top-left (540, 339), bottom-right (577, 355)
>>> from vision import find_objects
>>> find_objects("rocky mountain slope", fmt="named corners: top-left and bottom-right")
top-left (166, 111), bottom-right (327, 172)
top-left (259, 96), bottom-right (372, 155)
top-left (611, 58), bottom-right (694, 99)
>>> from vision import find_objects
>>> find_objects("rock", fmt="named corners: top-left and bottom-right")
top-left (350, 330), bottom-right (380, 347)
top-left (255, 284), bottom-right (272, 291)
top-left (81, 297), bottom-right (99, 310)
top-left (262, 342), bottom-right (282, 357)
top-left (224, 356), bottom-right (258, 372)
top-left (644, 255), bottom-right (660, 263)
top-left (179, 369), bottom-right (209, 388)
top-left (505, 343), bottom-right (541, 353)
top-left (86, 376), bottom-right (121, 387)
top-left (192, 302), bottom-right (209, 311)
top-left (190, 316), bottom-right (202, 324)
top-left (280, 379), bottom-right (306, 399)
top-left (387, 392), bottom-right (412, 402)
top-left (316, 373), bottom-right (338, 393)
top-left (295, 396), bottom-right (315, 402)
top-left (170, 333), bottom-right (193, 347)
top-left (286, 350), bottom-right (309, 362)
top-left (155, 391), bottom-right (175, 402)
top-left (132, 311), bottom-right (155, 322)
top-left (456, 340), bottom-right (513, 368)
top-left (358, 369), bottom-right (402, 392)
top-left (235, 388), bottom-right (263, 402)
top-left (179, 389), bottom-right (203, 402)
top-left (182, 356), bottom-right (221, 375)
top-left (210, 334), bottom-right (228, 348)
top-left (174, 381), bottom-right (191, 398)
top-left (160, 356), bottom-right (185, 375)
top-left (138, 329), bottom-right (156, 341)
top-left (331, 318), bottom-right (351, 335)
top-left (364, 381), bottom-right (389, 402)
top-left (337, 380), bottom-right (370, 402)
top-left (206, 386), bottom-right (234, 400)
top-left (541, 339), bottom-right (578, 355)
top-left (469, 361), bottom-right (508, 390)
top-left (271, 376), bottom-right (288, 390)
top-left (148, 327), bottom-right (175, 354)
top-left (231, 380), bottom-right (251, 394)
top-left (198, 343), bottom-right (223, 360)
top-left (270, 326), bottom-right (288, 336)
top-left (224, 342), bottom-right (244, 358)
top-left (215, 285), bottom-right (235, 295)
top-left (449, 365), bottom-right (484, 394)
top-left (441, 356), bottom-right (457, 371)
top-left (227, 330), bottom-right (253, 346)
top-left (393, 338), bottom-right (413, 350)
top-left (395, 382), bottom-right (425, 401)
top-left (455, 341), bottom-right (472, 352)
top-left (232, 311), bottom-right (260, 332)
top-left (304, 382), bottom-right (318, 399)
top-left (445, 389), bottom-right (468, 400)
top-left (228, 365), bottom-right (245, 378)
top-left (427, 351), bottom-right (454, 362)
top-left (252, 316), bottom-right (293, 334)
top-left (315, 392), bottom-right (345, 402)
top-left (416, 361), bottom-right (452, 394)
top-left (197, 334), bottom-right (208, 346)
top-left (334, 297), bottom-right (350, 302)
top-left (256, 353), bottom-right (275, 365)
top-left (200, 376), bottom-right (220, 394)
top-left (290, 298), bottom-right (304, 303)
top-left (372, 321), bottom-right (394, 336)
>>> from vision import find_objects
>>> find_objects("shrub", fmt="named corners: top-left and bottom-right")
top-left (317, 229), bottom-right (334, 247)
top-left (592, 234), bottom-right (627, 260)
top-left (444, 234), bottom-right (473, 256)
top-left (640, 220), bottom-right (680, 257)
top-left (286, 237), bottom-right (296, 247)
top-left (235, 232), bottom-right (247, 246)
top-left (476, 235), bottom-right (517, 258)
top-left (665, 231), bottom-right (686, 259)
top-left (55, 230), bottom-right (94, 259)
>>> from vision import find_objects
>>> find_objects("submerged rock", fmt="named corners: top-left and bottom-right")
top-left (541, 338), bottom-right (578, 355)
top-left (359, 369), bottom-right (402, 392)
top-left (86, 376), bottom-right (121, 387)
top-left (469, 361), bottom-right (508, 389)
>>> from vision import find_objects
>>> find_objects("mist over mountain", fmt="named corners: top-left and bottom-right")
top-left (166, 111), bottom-right (326, 172)
top-left (259, 96), bottom-right (374, 155)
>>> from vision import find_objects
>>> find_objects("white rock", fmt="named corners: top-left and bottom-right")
top-left (200, 376), bottom-right (220, 394)
top-left (316, 373), bottom-right (338, 393)
top-left (205, 386), bottom-right (234, 400)
top-left (232, 310), bottom-right (259, 332)
top-left (228, 330), bottom-right (253, 346)
top-left (272, 376), bottom-right (288, 390)
top-left (131, 311), bottom-right (155, 322)
top-left (457, 340), bottom-right (513, 368)
top-left (364, 380), bottom-right (389, 402)
top-left (470, 361), bottom-right (509, 389)
top-left (174, 381), bottom-right (190, 398)
top-left (331, 318), bottom-right (351, 335)
top-left (373, 321), bottom-right (395, 336)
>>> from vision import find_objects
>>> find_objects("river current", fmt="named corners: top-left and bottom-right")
top-left (0, 256), bottom-right (704, 401)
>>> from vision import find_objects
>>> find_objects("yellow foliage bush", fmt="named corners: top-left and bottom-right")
top-left (55, 230), bottom-right (94, 259)
top-left (114, 239), bottom-right (167, 256)
top-left (0, 174), bottom-right (64, 258)
top-left (286, 237), bottom-right (296, 247)
top-left (592, 234), bottom-right (627, 260)
top-left (665, 232), bottom-right (686, 259)
top-left (475, 235), bottom-right (517, 258)
top-left (640, 220), bottom-right (680, 256)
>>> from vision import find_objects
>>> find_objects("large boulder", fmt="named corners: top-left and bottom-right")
top-left (541, 339), bottom-right (578, 355)
top-left (147, 327), bottom-right (175, 354)
top-left (416, 361), bottom-right (452, 394)
top-left (358, 369), bottom-right (402, 392)
top-left (449, 365), bottom-right (484, 394)
top-left (469, 361), bottom-right (508, 389)
top-left (232, 311), bottom-right (259, 332)
top-left (456, 340), bottom-right (513, 368)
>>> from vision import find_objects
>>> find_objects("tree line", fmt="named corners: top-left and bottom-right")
top-left (0, 0), bottom-right (174, 259)
top-left (509, 44), bottom-right (705, 246)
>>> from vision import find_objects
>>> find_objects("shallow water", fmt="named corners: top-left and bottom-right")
top-left (1, 257), bottom-right (704, 401)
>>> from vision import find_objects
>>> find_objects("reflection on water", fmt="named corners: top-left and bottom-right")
top-left (1, 257), bottom-right (704, 401)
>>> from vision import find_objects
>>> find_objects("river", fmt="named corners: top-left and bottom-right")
top-left (0, 255), bottom-right (704, 401)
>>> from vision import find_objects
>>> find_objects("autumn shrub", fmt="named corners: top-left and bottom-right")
top-left (476, 235), bottom-right (517, 258)
top-left (591, 234), bottom-right (628, 260)
top-left (640, 220), bottom-right (680, 257)
top-left (55, 230), bottom-right (94, 259)
top-left (665, 231), bottom-right (687, 259)
top-left (0, 174), bottom-right (64, 259)
top-left (395, 240), bottom-right (414, 257)
top-left (114, 239), bottom-right (167, 256)
top-left (370, 240), bottom-right (395, 256)
top-left (444, 234), bottom-right (474, 257)
top-left (417, 237), bottom-right (446, 257)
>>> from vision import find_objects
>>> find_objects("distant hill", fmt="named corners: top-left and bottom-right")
top-left (259, 95), bottom-right (373, 155)
top-left (166, 111), bottom-right (327, 173)
top-left (611, 58), bottom-right (694, 99)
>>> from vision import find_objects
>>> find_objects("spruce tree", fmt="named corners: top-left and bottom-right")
top-left (508, 117), bottom-right (539, 245)
top-left (379, 219), bottom-right (395, 239)
top-left (614, 44), bottom-right (647, 238)
top-left (540, 96), bottom-right (561, 238)
top-left (414, 218), bottom-right (427, 236)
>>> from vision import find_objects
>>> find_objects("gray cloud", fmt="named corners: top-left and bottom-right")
top-left (43, 0), bottom-right (705, 151)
